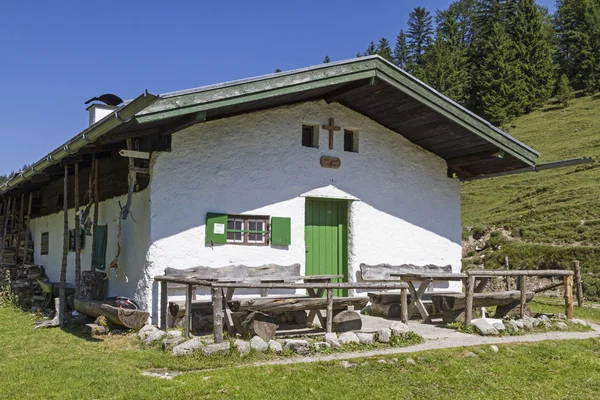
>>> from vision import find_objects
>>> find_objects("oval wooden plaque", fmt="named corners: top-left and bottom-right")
top-left (320, 156), bottom-right (341, 169)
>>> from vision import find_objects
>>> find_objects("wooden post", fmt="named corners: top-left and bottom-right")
top-left (91, 158), bottom-right (99, 272)
top-left (0, 197), bottom-right (10, 264)
top-left (8, 197), bottom-right (16, 249)
top-left (400, 287), bottom-right (408, 323)
top-left (160, 281), bottom-right (168, 330)
top-left (74, 163), bottom-right (81, 298)
top-left (574, 260), bottom-right (583, 306)
top-left (211, 287), bottom-right (223, 343)
top-left (464, 275), bottom-right (475, 325)
top-left (22, 193), bottom-right (33, 264)
top-left (519, 275), bottom-right (527, 317)
top-left (505, 257), bottom-right (511, 291)
top-left (564, 275), bottom-right (574, 320)
top-left (16, 193), bottom-right (24, 260)
top-left (59, 165), bottom-right (69, 327)
top-left (184, 284), bottom-right (193, 338)
top-left (326, 288), bottom-right (333, 333)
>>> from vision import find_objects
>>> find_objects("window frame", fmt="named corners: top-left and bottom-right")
top-left (226, 214), bottom-right (270, 246)
top-left (344, 129), bottom-right (359, 153)
top-left (41, 232), bottom-right (49, 255)
top-left (301, 124), bottom-right (319, 148)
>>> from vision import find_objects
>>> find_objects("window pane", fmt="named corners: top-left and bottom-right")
top-left (235, 232), bottom-right (242, 241)
top-left (256, 221), bottom-right (263, 231)
top-left (235, 220), bottom-right (243, 230)
top-left (227, 232), bottom-right (235, 240)
top-left (249, 233), bottom-right (257, 241)
top-left (249, 221), bottom-right (256, 231)
top-left (344, 130), bottom-right (354, 152)
top-left (302, 125), bottom-right (315, 148)
top-left (227, 220), bottom-right (235, 230)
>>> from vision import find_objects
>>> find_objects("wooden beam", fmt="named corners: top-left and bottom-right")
top-left (464, 275), bottom-right (475, 325)
top-left (326, 288), bottom-right (333, 333)
top-left (60, 155), bottom-right (84, 167)
top-left (160, 281), bottom-right (168, 330)
top-left (0, 197), bottom-right (10, 264)
top-left (16, 193), bottom-right (25, 259)
top-left (59, 165), bottom-right (68, 327)
top-left (100, 127), bottom-right (161, 145)
top-left (519, 276), bottom-right (527, 317)
top-left (451, 165), bottom-right (474, 178)
top-left (22, 192), bottom-right (33, 264)
top-left (574, 260), bottom-right (583, 307)
top-left (564, 275), bottom-right (574, 319)
top-left (324, 79), bottom-right (372, 103)
top-left (447, 150), bottom-right (501, 167)
top-left (74, 163), bottom-right (81, 298)
top-left (468, 269), bottom-right (574, 277)
top-left (91, 158), bottom-right (99, 272)
top-left (211, 287), bottom-right (223, 342)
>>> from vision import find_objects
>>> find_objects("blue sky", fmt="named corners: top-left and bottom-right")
top-left (0, 0), bottom-right (555, 174)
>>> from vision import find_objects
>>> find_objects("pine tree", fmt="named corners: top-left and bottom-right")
top-left (394, 29), bottom-right (411, 70)
top-left (376, 38), bottom-right (394, 62)
top-left (555, 74), bottom-right (574, 107)
top-left (511, 0), bottom-right (555, 111)
top-left (323, 55), bottom-right (331, 63)
top-left (420, 10), bottom-right (470, 104)
top-left (473, 22), bottom-right (520, 125)
top-left (363, 41), bottom-right (377, 56)
top-left (407, 7), bottom-right (434, 66)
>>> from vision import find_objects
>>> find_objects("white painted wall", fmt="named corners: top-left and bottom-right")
top-left (29, 189), bottom-right (152, 308)
top-left (146, 101), bottom-right (462, 321)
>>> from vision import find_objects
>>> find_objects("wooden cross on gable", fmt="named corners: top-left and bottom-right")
top-left (322, 118), bottom-right (341, 149)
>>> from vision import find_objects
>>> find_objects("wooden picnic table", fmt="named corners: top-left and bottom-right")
top-left (389, 272), bottom-right (466, 322)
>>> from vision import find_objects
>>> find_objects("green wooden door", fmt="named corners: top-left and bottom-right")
top-left (305, 199), bottom-right (348, 296)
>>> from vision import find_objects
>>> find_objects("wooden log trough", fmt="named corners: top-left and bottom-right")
top-left (74, 298), bottom-right (149, 329)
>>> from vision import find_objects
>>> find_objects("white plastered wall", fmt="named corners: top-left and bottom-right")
top-left (146, 100), bottom-right (462, 322)
top-left (29, 189), bottom-right (152, 309)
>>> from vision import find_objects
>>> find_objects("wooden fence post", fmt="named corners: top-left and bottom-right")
top-left (211, 287), bottom-right (223, 343)
top-left (564, 274), bottom-right (574, 320)
top-left (464, 275), bottom-right (475, 325)
top-left (160, 281), bottom-right (168, 330)
top-left (0, 197), bottom-right (10, 264)
top-left (400, 287), bottom-right (408, 323)
top-left (504, 256), bottom-right (511, 290)
top-left (519, 275), bottom-right (527, 317)
top-left (74, 163), bottom-right (81, 298)
top-left (22, 193), bottom-right (33, 264)
top-left (185, 284), bottom-right (193, 338)
top-left (573, 261), bottom-right (583, 307)
top-left (326, 288), bottom-right (333, 333)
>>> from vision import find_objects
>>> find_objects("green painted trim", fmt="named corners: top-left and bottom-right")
top-left (374, 65), bottom-right (538, 166)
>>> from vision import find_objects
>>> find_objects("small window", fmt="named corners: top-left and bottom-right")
top-left (226, 215), bottom-right (269, 245)
top-left (344, 130), bottom-right (358, 152)
top-left (302, 125), bottom-right (319, 148)
top-left (41, 232), bottom-right (49, 255)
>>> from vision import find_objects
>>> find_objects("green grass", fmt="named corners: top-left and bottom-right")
top-left (461, 95), bottom-right (600, 293)
top-left (2, 304), bottom-right (600, 399)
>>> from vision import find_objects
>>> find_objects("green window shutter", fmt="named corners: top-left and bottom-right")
top-left (271, 217), bottom-right (291, 246)
top-left (206, 213), bottom-right (228, 244)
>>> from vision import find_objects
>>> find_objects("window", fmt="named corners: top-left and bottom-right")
top-left (227, 215), bottom-right (269, 245)
top-left (302, 125), bottom-right (319, 148)
top-left (41, 232), bottom-right (49, 255)
top-left (344, 130), bottom-right (358, 152)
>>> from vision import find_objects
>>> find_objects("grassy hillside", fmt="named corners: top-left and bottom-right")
top-left (461, 95), bottom-right (600, 295)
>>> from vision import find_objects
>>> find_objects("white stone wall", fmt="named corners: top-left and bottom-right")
top-left (29, 189), bottom-right (152, 308)
top-left (147, 100), bottom-right (462, 321)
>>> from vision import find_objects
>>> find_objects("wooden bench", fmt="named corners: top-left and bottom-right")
top-left (360, 263), bottom-right (464, 321)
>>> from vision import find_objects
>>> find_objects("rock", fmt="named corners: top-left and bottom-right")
top-left (313, 342), bottom-right (331, 351)
top-left (376, 328), bottom-right (392, 343)
top-left (250, 336), bottom-right (269, 353)
top-left (490, 345), bottom-right (499, 353)
top-left (506, 320), bottom-right (520, 332)
top-left (338, 331), bottom-right (360, 344)
top-left (138, 324), bottom-right (156, 340)
top-left (324, 332), bottom-right (340, 348)
top-left (161, 337), bottom-right (184, 351)
top-left (465, 351), bottom-right (477, 358)
top-left (167, 330), bottom-right (183, 339)
top-left (513, 320), bottom-right (524, 329)
top-left (473, 319), bottom-right (499, 336)
top-left (531, 318), bottom-right (541, 328)
top-left (202, 342), bottom-right (230, 356)
top-left (143, 328), bottom-right (166, 345)
top-left (340, 360), bottom-right (357, 368)
top-left (538, 314), bottom-right (551, 323)
top-left (284, 339), bottom-right (310, 355)
top-left (492, 322), bottom-right (506, 331)
top-left (269, 340), bottom-right (283, 354)
top-left (390, 321), bottom-right (409, 335)
top-left (85, 323), bottom-right (106, 336)
top-left (172, 338), bottom-right (204, 357)
top-left (543, 321), bottom-right (552, 329)
top-left (571, 318), bottom-right (587, 326)
top-left (356, 332), bottom-right (374, 345)
top-left (520, 318), bottom-right (533, 330)
top-left (234, 339), bottom-right (250, 356)
top-left (332, 310), bottom-right (362, 332)
top-left (377, 359), bottom-right (387, 364)
top-left (406, 358), bottom-right (416, 365)
top-left (557, 313), bottom-right (567, 320)
top-left (554, 321), bottom-right (568, 330)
